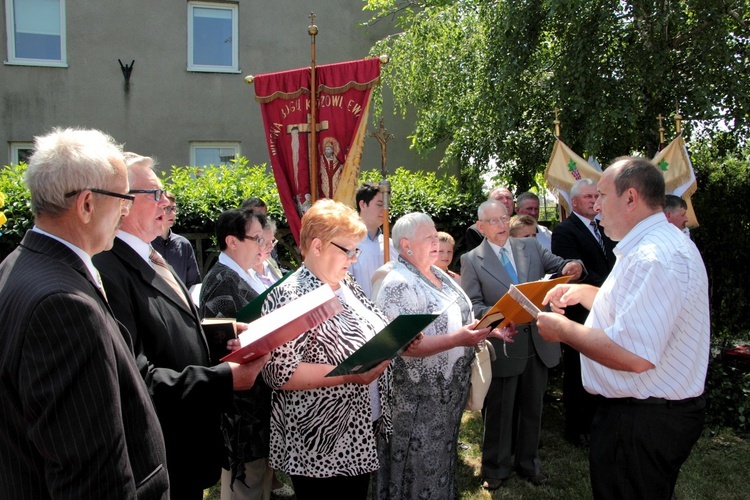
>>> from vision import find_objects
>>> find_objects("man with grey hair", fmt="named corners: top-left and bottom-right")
top-left (465, 186), bottom-right (516, 251)
top-left (94, 153), bottom-right (268, 499)
top-left (516, 191), bottom-right (552, 250)
top-left (461, 198), bottom-right (584, 490)
top-left (539, 157), bottom-right (709, 499)
top-left (0, 128), bottom-right (169, 499)
top-left (551, 177), bottom-right (616, 448)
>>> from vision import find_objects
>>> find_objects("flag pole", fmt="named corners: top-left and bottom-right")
top-left (308, 12), bottom-right (319, 203)
top-left (369, 117), bottom-right (395, 264)
top-left (552, 107), bottom-right (568, 221)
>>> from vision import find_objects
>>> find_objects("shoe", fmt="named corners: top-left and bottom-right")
top-left (458, 442), bottom-right (470, 450)
top-left (521, 472), bottom-right (548, 486)
top-left (272, 482), bottom-right (295, 498)
top-left (482, 478), bottom-right (506, 491)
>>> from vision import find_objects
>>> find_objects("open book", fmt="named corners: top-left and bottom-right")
top-left (477, 274), bottom-right (572, 329)
top-left (325, 313), bottom-right (440, 377)
top-left (221, 284), bottom-right (343, 364)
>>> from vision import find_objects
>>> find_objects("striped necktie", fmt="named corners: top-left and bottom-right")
top-left (149, 246), bottom-right (190, 308)
top-left (500, 247), bottom-right (519, 284)
top-left (590, 220), bottom-right (606, 254)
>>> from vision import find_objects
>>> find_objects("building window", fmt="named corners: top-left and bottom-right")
top-left (5, 0), bottom-right (66, 66)
top-left (187, 2), bottom-right (238, 73)
top-left (10, 142), bottom-right (34, 164)
top-left (190, 143), bottom-right (240, 167)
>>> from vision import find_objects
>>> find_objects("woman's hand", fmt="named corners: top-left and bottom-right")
top-left (345, 360), bottom-right (391, 385)
top-left (489, 323), bottom-right (517, 343)
top-left (403, 333), bottom-right (424, 355)
top-left (453, 320), bottom-right (492, 347)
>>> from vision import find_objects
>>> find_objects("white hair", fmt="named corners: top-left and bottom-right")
top-left (477, 199), bottom-right (507, 220)
top-left (391, 212), bottom-right (434, 256)
top-left (24, 127), bottom-right (123, 217)
top-left (570, 177), bottom-right (597, 198)
top-left (123, 152), bottom-right (158, 184)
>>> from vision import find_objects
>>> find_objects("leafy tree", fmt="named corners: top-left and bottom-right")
top-left (364, 0), bottom-right (750, 189)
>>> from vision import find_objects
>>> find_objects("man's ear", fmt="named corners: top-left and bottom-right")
top-left (76, 191), bottom-right (95, 224)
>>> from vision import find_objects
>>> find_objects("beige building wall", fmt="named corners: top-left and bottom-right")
top-left (1, 0), bottom-right (448, 175)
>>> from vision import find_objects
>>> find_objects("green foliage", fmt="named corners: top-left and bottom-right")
top-left (360, 167), bottom-right (482, 242)
top-left (0, 163), bottom-right (32, 258)
top-left (163, 157), bottom-right (281, 234)
top-left (704, 355), bottom-right (750, 434)
top-left (365, 0), bottom-right (750, 189)
top-left (691, 137), bottom-right (750, 344)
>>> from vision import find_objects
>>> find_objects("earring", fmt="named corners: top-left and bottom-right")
top-left (406, 249), bottom-right (413, 255)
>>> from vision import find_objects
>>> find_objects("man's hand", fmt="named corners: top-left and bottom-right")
top-left (543, 283), bottom-right (599, 313)
top-left (536, 311), bottom-right (572, 343)
top-left (561, 261), bottom-right (584, 281)
top-left (228, 353), bottom-right (270, 391)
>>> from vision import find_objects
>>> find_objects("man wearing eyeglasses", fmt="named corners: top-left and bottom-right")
top-left (0, 128), bottom-right (169, 499)
top-left (94, 153), bottom-right (268, 499)
top-left (152, 191), bottom-right (201, 290)
top-left (460, 199), bottom-right (584, 490)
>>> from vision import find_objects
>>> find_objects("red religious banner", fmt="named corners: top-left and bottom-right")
top-left (254, 58), bottom-right (380, 245)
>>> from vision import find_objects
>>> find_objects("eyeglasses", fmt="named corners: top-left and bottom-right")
top-left (129, 189), bottom-right (166, 202)
top-left (263, 238), bottom-right (278, 249)
top-left (330, 241), bottom-right (362, 259)
top-left (481, 216), bottom-right (510, 226)
top-left (164, 205), bottom-right (179, 214)
top-left (244, 234), bottom-right (266, 246)
top-left (65, 188), bottom-right (135, 209)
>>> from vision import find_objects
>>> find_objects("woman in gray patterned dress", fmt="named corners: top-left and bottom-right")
top-left (373, 213), bottom-right (495, 500)
top-left (261, 199), bottom-right (397, 500)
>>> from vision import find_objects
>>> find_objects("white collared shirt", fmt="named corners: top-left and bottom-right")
top-left (218, 252), bottom-right (256, 289)
top-left (582, 213), bottom-right (710, 400)
top-left (117, 230), bottom-right (152, 266)
top-left (348, 228), bottom-right (396, 299)
top-left (486, 239), bottom-right (518, 273)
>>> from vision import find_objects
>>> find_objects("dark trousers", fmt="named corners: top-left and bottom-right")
top-left (291, 473), bottom-right (370, 500)
top-left (589, 396), bottom-right (705, 500)
top-left (562, 344), bottom-right (603, 439)
top-left (481, 354), bottom-right (548, 480)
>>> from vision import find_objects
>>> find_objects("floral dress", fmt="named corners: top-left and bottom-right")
top-left (373, 257), bottom-right (474, 500)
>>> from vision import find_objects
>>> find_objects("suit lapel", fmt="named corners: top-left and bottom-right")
top-left (477, 239), bottom-right (513, 289)
top-left (113, 238), bottom-right (197, 317)
top-left (21, 231), bottom-right (110, 305)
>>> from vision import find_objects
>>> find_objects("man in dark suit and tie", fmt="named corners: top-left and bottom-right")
top-left (94, 153), bottom-right (268, 499)
top-left (461, 199), bottom-right (583, 490)
top-left (0, 128), bottom-right (169, 499)
top-left (552, 178), bottom-right (616, 447)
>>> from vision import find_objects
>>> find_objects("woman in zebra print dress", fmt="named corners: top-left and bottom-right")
top-left (260, 199), bottom-right (396, 500)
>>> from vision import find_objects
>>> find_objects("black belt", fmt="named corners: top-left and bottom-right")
top-left (610, 395), bottom-right (704, 408)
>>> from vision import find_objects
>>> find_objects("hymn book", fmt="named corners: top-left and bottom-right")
top-left (476, 274), bottom-right (572, 329)
top-left (221, 284), bottom-right (343, 364)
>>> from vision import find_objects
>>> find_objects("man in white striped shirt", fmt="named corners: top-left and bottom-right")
top-left (537, 157), bottom-right (709, 500)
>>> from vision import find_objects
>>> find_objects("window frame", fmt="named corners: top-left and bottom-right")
top-left (189, 142), bottom-right (241, 167)
top-left (5, 0), bottom-right (67, 67)
top-left (10, 142), bottom-right (34, 164)
top-left (187, 1), bottom-right (239, 73)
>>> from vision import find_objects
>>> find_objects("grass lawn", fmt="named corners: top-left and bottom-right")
top-left (204, 374), bottom-right (750, 499)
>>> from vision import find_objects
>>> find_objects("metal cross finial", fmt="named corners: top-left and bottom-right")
top-left (674, 105), bottom-right (683, 135)
top-left (369, 117), bottom-right (395, 178)
top-left (657, 113), bottom-right (665, 144)
top-left (553, 107), bottom-right (561, 137)
top-left (309, 12), bottom-right (316, 25)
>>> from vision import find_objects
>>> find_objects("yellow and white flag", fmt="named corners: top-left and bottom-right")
top-left (544, 138), bottom-right (602, 214)
top-left (652, 134), bottom-right (699, 228)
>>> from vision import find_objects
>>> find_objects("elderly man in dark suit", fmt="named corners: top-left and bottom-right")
top-left (94, 153), bottom-right (267, 499)
top-left (461, 199), bottom-right (583, 490)
top-left (0, 128), bottom-right (169, 499)
top-left (552, 178), bottom-right (616, 447)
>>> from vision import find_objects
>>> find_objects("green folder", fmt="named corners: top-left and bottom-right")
top-left (235, 270), bottom-right (293, 323)
top-left (326, 313), bottom-right (439, 377)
